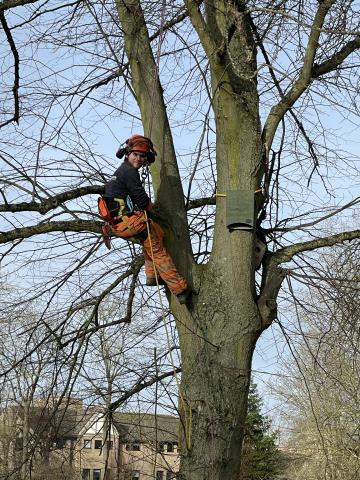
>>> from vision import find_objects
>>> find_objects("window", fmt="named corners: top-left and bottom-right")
top-left (158, 442), bottom-right (165, 452)
top-left (126, 442), bottom-right (140, 451)
top-left (84, 439), bottom-right (92, 449)
top-left (131, 470), bottom-right (140, 480)
top-left (156, 471), bottom-right (164, 480)
top-left (54, 438), bottom-right (65, 449)
top-left (82, 469), bottom-right (90, 480)
top-left (166, 473), bottom-right (175, 480)
top-left (93, 469), bottom-right (101, 480)
top-left (94, 439), bottom-right (102, 449)
top-left (60, 439), bottom-right (66, 449)
top-left (107, 440), bottom-right (113, 450)
top-left (166, 442), bottom-right (178, 453)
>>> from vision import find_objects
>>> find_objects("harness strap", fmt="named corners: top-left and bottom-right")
top-left (110, 197), bottom-right (136, 230)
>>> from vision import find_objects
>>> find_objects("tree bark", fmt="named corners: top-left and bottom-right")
top-left (175, 278), bottom-right (260, 479)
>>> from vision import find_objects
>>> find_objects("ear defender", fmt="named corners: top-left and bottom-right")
top-left (145, 149), bottom-right (156, 164)
top-left (116, 146), bottom-right (127, 159)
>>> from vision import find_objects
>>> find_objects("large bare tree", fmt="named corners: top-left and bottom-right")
top-left (1, 1), bottom-right (360, 479)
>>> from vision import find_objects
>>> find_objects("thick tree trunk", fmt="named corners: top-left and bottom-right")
top-left (116, 1), bottom-right (264, 479)
top-left (175, 202), bottom-right (262, 480)
top-left (176, 293), bottom-right (260, 479)
top-left (176, 86), bottom-right (263, 473)
top-left (174, 69), bottom-right (262, 477)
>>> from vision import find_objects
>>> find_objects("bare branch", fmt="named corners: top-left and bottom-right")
top-left (273, 229), bottom-right (360, 265)
top-left (0, 220), bottom-right (102, 244)
top-left (263, 0), bottom-right (336, 150)
top-left (312, 36), bottom-right (360, 78)
top-left (0, 0), bottom-right (40, 13)
top-left (59, 256), bottom-right (143, 348)
top-left (110, 368), bottom-right (181, 412)
top-left (258, 229), bottom-right (360, 327)
top-left (268, 197), bottom-right (360, 234)
top-left (0, 185), bottom-right (104, 213)
top-left (0, 10), bottom-right (19, 128)
top-left (186, 196), bottom-right (216, 210)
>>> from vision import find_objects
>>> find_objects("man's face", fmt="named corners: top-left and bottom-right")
top-left (127, 151), bottom-right (147, 169)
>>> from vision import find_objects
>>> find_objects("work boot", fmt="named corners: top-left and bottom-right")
top-left (176, 289), bottom-right (191, 305)
top-left (146, 277), bottom-right (165, 287)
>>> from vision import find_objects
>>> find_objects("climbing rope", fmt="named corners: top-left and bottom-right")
top-left (141, 0), bottom-right (193, 452)
top-left (147, 0), bottom-right (167, 138)
top-left (144, 210), bottom-right (192, 451)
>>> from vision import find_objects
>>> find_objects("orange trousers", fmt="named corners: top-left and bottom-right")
top-left (111, 211), bottom-right (187, 295)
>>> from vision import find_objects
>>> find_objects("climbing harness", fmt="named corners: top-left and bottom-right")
top-left (98, 195), bottom-right (134, 249)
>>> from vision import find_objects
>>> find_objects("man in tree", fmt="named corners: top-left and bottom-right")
top-left (103, 134), bottom-right (189, 303)
top-left (1, 2), bottom-right (360, 480)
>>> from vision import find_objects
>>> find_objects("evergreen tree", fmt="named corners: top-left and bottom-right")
top-left (241, 383), bottom-right (281, 480)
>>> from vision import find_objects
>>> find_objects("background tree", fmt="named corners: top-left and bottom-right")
top-left (274, 240), bottom-right (360, 480)
top-left (241, 382), bottom-right (282, 480)
top-left (1, 1), bottom-right (360, 480)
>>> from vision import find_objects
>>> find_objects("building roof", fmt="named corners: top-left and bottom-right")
top-left (7, 398), bottom-right (179, 444)
top-left (113, 412), bottom-right (179, 443)
top-left (28, 402), bottom-right (93, 440)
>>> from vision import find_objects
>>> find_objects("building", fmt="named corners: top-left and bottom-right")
top-left (0, 400), bottom-right (180, 480)
top-left (113, 412), bottom-right (179, 480)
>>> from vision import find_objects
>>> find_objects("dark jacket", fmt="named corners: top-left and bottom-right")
top-left (104, 160), bottom-right (150, 209)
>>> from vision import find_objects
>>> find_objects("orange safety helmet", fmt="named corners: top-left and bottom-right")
top-left (116, 134), bottom-right (157, 163)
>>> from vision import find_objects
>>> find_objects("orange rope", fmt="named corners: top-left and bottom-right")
top-left (144, 0), bottom-right (192, 452)
top-left (144, 211), bottom-right (192, 451)
top-left (147, 0), bottom-right (166, 138)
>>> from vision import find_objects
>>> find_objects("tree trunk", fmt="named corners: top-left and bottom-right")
top-left (172, 19), bottom-right (263, 472)
top-left (116, 1), bottom-right (264, 478)
top-left (21, 400), bottom-right (30, 480)
top-left (177, 294), bottom-right (260, 479)
top-left (175, 215), bottom-right (262, 480)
